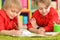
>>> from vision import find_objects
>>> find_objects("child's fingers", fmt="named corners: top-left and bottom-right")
top-left (38, 29), bottom-right (45, 34)
top-left (30, 18), bottom-right (34, 23)
top-left (10, 30), bottom-right (22, 36)
top-left (32, 18), bottom-right (36, 21)
top-left (39, 27), bottom-right (45, 32)
top-left (31, 18), bottom-right (36, 23)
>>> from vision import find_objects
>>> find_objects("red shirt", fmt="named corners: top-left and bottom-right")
top-left (0, 10), bottom-right (18, 31)
top-left (27, 7), bottom-right (59, 32)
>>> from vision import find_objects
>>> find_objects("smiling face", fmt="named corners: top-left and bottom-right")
top-left (6, 7), bottom-right (21, 19)
top-left (38, 2), bottom-right (51, 16)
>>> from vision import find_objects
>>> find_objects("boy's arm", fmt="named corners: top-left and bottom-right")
top-left (27, 20), bottom-right (39, 34)
top-left (27, 20), bottom-right (45, 34)
top-left (29, 28), bottom-right (39, 34)
top-left (17, 14), bottom-right (23, 30)
top-left (29, 28), bottom-right (45, 34)
top-left (27, 12), bottom-right (38, 30)
top-left (0, 30), bottom-right (22, 36)
top-left (30, 18), bottom-right (39, 29)
top-left (0, 15), bottom-right (22, 36)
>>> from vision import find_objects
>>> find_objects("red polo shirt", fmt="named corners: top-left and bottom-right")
top-left (27, 7), bottom-right (59, 32)
top-left (0, 10), bottom-right (18, 31)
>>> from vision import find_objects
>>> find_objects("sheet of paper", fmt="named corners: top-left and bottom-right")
top-left (20, 29), bottom-right (59, 37)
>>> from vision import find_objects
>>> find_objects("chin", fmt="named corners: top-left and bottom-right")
top-left (42, 14), bottom-right (47, 16)
top-left (9, 17), bottom-right (14, 19)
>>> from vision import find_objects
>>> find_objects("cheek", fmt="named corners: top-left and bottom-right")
top-left (47, 8), bottom-right (50, 13)
top-left (15, 14), bottom-right (18, 17)
top-left (46, 10), bottom-right (50, 13)
top-left (14, 13), bottom-right (18, 17)
top-left (7, 11), bottom-right (12, 16)
top-left (9, 12), bottom-right (15, 17)
top-left (9, 12), bottom-right (13, 16)
top-left (39, 10), bottom-right (42, 13)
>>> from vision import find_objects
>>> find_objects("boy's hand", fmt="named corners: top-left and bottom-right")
top-left (38, 27), bottom-right (45, 34)
top-left (30, 18), bottom-right (38, 28)
top-left (10, 30), bottom-right (22, 36)
top-left (30, 18), bottom-right (36, 24)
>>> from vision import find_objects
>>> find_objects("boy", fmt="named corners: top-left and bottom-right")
top-left (0, 0), bottom-right (23, 36)
top-left (27, 0), bottom-right (59, 34)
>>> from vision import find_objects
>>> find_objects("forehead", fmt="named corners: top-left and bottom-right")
top-left (38, 2), bottom-right (47, 8)
top-left (10, 7), bottom-right (20, 11)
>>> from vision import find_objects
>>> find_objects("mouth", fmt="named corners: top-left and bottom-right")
top-left (9, 15), bottom-right (15, 19)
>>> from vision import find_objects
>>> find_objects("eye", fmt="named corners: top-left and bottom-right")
top-left (16, 11), bottom-right (19, 14)
top-left (45, 7), bottom-right (48, 9)
top-left (11, 10), bottom-right (15, 13)
top-left (45, 7), bottom-right (47, 9)
top-left (39, 8), bottom-right (43, 10)
top-left (45, 6), bottom-right (49, 9)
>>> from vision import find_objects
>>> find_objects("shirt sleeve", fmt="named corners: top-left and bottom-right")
top-left (44, 10), bottom-right (59, 32)
top-left (0, 16), bottom-right (5, 31)
top-left (27, 20), bottom-right (33, 30)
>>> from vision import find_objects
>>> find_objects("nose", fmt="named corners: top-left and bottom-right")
top-left (42, 9), bottom-right (46, 13)
top-left (13, 13), bottom-right (18, 17)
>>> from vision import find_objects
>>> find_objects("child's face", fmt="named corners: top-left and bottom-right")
top-left (38, 2), bottom-right (50, 16)
top-left (6, 7), bottom-right (20, 19)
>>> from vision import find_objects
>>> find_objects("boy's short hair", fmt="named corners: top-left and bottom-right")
top-left (3, 0), bottom-right (22, 10)
top-left (36, 0), bottom-right (51, 7)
